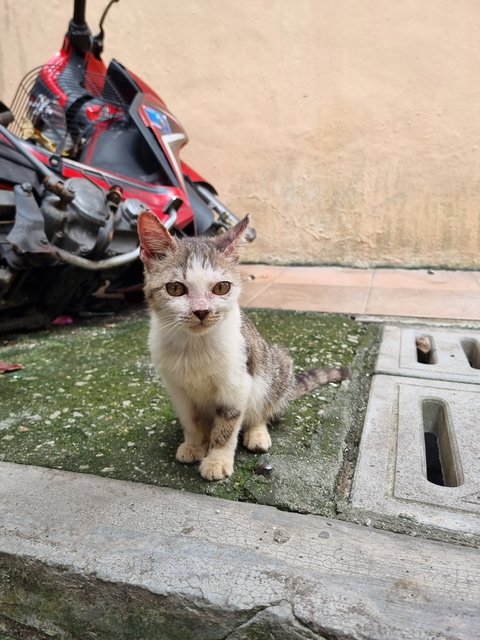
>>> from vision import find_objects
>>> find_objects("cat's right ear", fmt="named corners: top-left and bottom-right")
top-left (137, 210), bottom-right (177, 264)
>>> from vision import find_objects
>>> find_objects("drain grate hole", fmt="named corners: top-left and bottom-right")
top-left (422, 400), bottom-right (464, 487)
top-left (416, 335), bottom-right (437, 364)
top-left (460, 339), bottom-right (480, 369)
top-left (423, 432), bottom-right (444, 486)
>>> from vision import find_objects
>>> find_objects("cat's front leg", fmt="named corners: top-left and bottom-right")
top-left (167, 384), bottom-right (209, 463)
top-left (199, 404), bottom-right (243, 481)
top-left (177, 439), bottom-right (208, 464)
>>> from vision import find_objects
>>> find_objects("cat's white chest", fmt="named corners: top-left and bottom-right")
top-left (149, 314), bottom-right (246, 401)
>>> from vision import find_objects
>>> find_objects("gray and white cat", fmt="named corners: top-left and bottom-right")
top-left (138, 211), bottom-right (349, 481)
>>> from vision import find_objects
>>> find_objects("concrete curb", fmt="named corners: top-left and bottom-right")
top-left (1, 462), bottom-right (479, 639)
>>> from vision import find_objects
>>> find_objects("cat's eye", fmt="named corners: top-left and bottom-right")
top-left (166, 282), bottom-right (187, 296)
top-left (212, 281), bottom-right (231, 296)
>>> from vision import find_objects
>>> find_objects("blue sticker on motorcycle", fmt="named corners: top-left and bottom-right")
top-left (144, 107), bottom-right (172, 135)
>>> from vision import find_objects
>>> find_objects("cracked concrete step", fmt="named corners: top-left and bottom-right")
top-left (1, 462), bottom-right (479, 639)
top-left (376, 325), bottom-right (480, 383)
top-left (352, 374), bottom-right (480, 535)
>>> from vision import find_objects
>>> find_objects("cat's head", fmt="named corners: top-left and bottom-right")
top-left (137, 211), bottom-right (250, 334)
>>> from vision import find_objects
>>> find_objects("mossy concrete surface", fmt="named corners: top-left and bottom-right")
top-left (0, 309), bottom-right (379, 515)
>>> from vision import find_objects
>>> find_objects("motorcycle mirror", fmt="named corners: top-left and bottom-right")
top-left (92, 0), bottom-right (120, 58)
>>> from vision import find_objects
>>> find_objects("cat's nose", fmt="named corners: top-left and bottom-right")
top-left (193, 309), bottom-right (210, 321)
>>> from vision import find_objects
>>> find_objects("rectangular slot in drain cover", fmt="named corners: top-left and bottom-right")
top-left (422, 399), bottom-right (463, 488)
top-left (461, 338), bottom-right (480, 370)
top-left (352, 375), bottom-right (480, 535)
top-left (376, 326), bottom-right (480, 383)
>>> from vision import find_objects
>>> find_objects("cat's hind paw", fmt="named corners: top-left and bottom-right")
top-left (199, 456), bottom-right (234, 481)
top-left (176, 442), bottom-right (207, 463)
top-left (243, 425), bottom-right (272, 452)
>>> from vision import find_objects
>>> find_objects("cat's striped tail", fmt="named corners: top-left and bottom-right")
top-left (293, 366), bottom-right (350, 399)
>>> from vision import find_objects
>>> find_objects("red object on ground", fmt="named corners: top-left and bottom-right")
top-left (0, 361), bottom-right (23, 374)
top-left (52, 316), bottom-right (74, 326)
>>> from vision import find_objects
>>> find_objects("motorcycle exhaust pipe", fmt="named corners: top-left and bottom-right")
top-left (55, 246), bottom-right (141, 271)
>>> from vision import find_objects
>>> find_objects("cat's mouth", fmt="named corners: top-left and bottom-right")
top-left (180, 309), bottom-right (221, 333)
top-left (188, 323), bottom-right (213, 335)
top-left (188, 315), bottom-right (218, 333)
top-left (187, 318), bottom-right (215, 333)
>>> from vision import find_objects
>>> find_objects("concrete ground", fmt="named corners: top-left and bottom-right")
top-left (239, 265), bottom-right (480, 322)
top-left (1, 265), bottom-right (480, 640)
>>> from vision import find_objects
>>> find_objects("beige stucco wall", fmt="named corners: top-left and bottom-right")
top-left (1, 0), bottom-right (480, 268)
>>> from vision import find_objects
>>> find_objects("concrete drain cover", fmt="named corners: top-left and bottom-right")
top-left (352, 325), bottom-right (480, 536)
top-left (376, 325), bottom-right (480, 384)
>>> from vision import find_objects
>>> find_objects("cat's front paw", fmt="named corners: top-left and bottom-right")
top-left (243, 425), bottom-right (272, 452)
top-left (176, 442), bottom-right (207, 463)
top-left (199, 455), bottom-right (234, 481)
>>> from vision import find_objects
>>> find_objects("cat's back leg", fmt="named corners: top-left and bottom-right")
top-left (242, 343), bottom-right (295, 452)
top-left (242, 377), bottom-right (279, 453)
top-left (243, 422), bottom-right (272, 453)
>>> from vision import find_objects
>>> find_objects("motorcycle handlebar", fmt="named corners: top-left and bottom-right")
top-left (68, 0), bottom-right (92, 55)
top-left (73, 0), bottom-right (87, 26)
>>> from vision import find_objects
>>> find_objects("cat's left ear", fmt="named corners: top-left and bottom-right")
top-left (137, 210), bottom-right (177, 264)
top-left (214, 214), bottom-right (250, 259)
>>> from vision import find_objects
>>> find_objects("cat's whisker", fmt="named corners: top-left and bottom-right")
top-left (156, 316), bottom-right (187, 336)
top-left (160, 320), bottom-right (185, 336)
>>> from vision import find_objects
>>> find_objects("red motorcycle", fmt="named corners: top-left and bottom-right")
top-left (0, 0), bottom-right (254, 332)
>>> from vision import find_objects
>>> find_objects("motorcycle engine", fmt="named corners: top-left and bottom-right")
top-left (0, 175), bottom-right (147, 331)
top-left (41, 177), bottom-right (141, 259)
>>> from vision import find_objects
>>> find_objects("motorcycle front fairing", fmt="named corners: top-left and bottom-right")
top-left (75, 59), bottom-right (215, 235)
top-left (16, 49), bottom-right (216, 237)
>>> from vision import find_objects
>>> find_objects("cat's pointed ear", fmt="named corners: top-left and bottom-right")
top-left (137, 210), bottom-right (177, 264)
top-left (214, 214), bottom-right (250, 259)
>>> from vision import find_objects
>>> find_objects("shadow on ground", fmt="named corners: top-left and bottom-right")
top-left (0, 309), bottom-right (379, 515)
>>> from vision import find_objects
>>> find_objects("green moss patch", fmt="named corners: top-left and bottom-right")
top-left (0, 309), bottom-right (379, 513)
